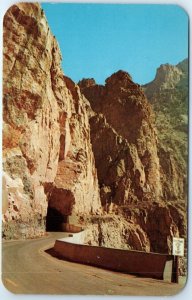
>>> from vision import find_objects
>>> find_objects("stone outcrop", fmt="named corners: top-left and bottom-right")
top-left (48, 76), bottom-right (101, 219)
top-left (142, 61), bottom-right (188, 260)
top-left (83, 214), bottom-right (150, 252)
top-left (3, 3), bottom-right (100, 239)
top-left (143, 60), bottom-right (188, 204)
top-left (79, 69), bottom-right (187, 254)
top-left (79, 71), bottom-right (162, 206)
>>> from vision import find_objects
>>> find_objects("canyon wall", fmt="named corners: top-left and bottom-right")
top-left (143, 60), bottom-right (188, 205)
top-left (2, 3), bottom-right (187, 257)
top-left (3, 3), bottom-right (100, 239)
top-left (79, 71), bottom-right (162, 206)
top-left (79, 70), bottom-right (187, 254)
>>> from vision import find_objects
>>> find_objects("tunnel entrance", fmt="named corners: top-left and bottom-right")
top-left (46, 206), bottom-right (69, 232)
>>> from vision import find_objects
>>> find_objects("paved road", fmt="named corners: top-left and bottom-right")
top-left (2, 232), bottom-right (186, 295)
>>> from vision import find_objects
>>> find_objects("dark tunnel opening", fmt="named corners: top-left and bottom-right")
top-left (46, 206), bottom-right (69, 232)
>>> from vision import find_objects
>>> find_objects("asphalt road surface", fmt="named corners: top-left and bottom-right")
top-left (2, 232), bottom-right (186, 295)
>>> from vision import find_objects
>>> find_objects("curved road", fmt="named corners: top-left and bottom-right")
top-left (2, 232), bottom-right (185, 295)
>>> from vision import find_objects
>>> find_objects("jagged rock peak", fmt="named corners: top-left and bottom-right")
top-left (105, 70), bottom-right (133, 87)
top-left (155, 64), bottom-right (182, 87)
top-left (79, 70), bottom-right (134, 91)
top-left (144, 59), bottom-right (188, 92)
top-left (78, 70), bottom-right (144, 117)
top-left (78, 78), bottom-right (96, 89)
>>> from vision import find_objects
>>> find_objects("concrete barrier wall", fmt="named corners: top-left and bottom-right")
top-left (54, 238), bottom-right (173, 280)
top-left (58, 231), bottom-right (85, 244)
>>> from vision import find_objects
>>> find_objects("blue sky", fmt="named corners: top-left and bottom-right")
top-left (42, 3), bottom-right (188, 85)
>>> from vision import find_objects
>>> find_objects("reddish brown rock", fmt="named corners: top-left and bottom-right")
top-left (3, 3), bottom-right (100, 239)
top-left (79, 71), bottom-right (186, 254)
top-left (48, 77), bottom-right (101, 218)
top-left (79, 71), bottom-right (162, 205)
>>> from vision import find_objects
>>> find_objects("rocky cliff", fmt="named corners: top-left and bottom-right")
top-left (3, 3), bottom-right (101, 239)
top-left (143, 60), bottom-right (188, 204)
top-left (79, 71), bottom-right (186, 254)
top-left (79, 71), bottom-right (162, 205)
top-left (2, 3), bottom-right (187, 257)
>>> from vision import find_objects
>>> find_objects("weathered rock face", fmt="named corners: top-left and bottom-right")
top-left (84, 214), bottom-right (150, 252)
top-left (79, 69), bottom-right (187, 254)
top-left (79, 71), bottom-right (162, 205)
top-left (142, 61), bottom-right (188, 257)
top-left (143, 60), bottom-right (188, 204)
top-left (144, 63), bottom-right (183, 95)
top-left (48, 76), bottom-right (101, 218)
top-left (3, 3), bottom-right (100, 239)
